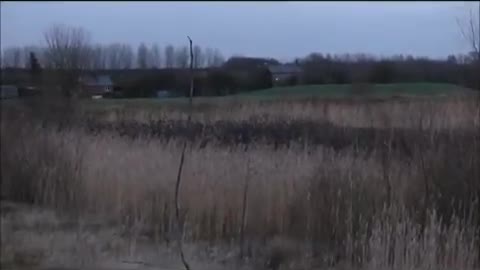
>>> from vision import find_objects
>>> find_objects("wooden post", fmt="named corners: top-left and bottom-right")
top-left (173, 36), bottom-right (195, 270)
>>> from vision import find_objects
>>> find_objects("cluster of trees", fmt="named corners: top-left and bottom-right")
top-left (2, 43), bottom-right (225, 70)
top-left (298, 52), bottom-right (479, 89)
top-left (4, 51), bottom-right (479, 98)
top-left (294, 1), bottom-right (480, 90)
top-left (1, 35), bottom-right (225, 70)
top-left (1, 24), bottom-right (227, 97)
top-left (118, 51), bottom-right (480, 98)
top-left (116, 66), bottom-right (272, 98)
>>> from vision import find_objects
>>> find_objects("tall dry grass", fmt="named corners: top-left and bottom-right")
top-left (93, 96), bottom-right (480, 130)
top-left (1, 97), bottom-right (479, 269)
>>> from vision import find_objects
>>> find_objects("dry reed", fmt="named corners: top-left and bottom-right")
top-left (1, 97), bottom-right (479, 269)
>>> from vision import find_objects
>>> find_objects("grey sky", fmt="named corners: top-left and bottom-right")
top-left (0, 1), bottom-right (476, 61)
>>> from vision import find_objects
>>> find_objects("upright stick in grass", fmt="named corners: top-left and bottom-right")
top-left (174, 36), bottom-right (194, 270)
top-left (239, 145), bottom-right (251, 260)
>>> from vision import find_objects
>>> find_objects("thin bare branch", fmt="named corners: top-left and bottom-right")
top-left (173, 35), bottom-right (195, 270)
top-left (43, 24), bottom-right (92, 97)
top-left (468, 9), bottom-right (479, 54)
top-left (239, 148), bottom-right (251, 260)
top-left (457, 3), bottom-right (480, 60)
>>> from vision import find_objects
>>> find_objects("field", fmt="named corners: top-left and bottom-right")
top-left (73, 82), bottom-right (478, 111)
top-left (1, 85), bottom-right (480, 270)
top-left (51, 83), bottom-right (474, 122)
top-left (237, 83), bottom-right (475, 98)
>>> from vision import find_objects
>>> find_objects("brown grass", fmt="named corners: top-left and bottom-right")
top-left (91, 96), bottom-right (480, 130)
top-left (1, 96), bottom-right (479, 269)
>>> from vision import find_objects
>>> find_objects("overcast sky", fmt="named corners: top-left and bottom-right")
top-left (1, 1), bottom-right (477, 61)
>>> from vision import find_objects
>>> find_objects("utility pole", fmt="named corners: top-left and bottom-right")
top-left (477, 3), bottom-right (480, 90)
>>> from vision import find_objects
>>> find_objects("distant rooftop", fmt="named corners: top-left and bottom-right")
top-left (267, 64), bottom-right (302, 74)
top-left (223, 57), bottom-right (280, 69)
top-left (80, 75), bottom-right (113, 86)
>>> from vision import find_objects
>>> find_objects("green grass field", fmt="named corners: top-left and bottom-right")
top-left (237, 83), bottom-right (475, 98)
top-left (78, 82), bottom-right (476, 111)
top-left (4, 83), bottom-right (473, 112)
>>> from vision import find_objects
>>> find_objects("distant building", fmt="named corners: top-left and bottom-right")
top-left (0, 85), bottom-right (19, 99)
top-left (223, 57), bottom-right (280, 70)
top-left (18, 86), bottom-right (42, 97)
top-left (267, 64), bottom-right (303, 86)
top-left (79, 74), bottom-right (114, 97)
top-left (156, 89), bottom-right (174, 98)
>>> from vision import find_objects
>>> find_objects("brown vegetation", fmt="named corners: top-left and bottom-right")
top-left (1, 96), bottom-right (479, 269)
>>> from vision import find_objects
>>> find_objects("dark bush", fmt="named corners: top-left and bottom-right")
top-left (369, 60), bottom-right (396, 83)
top-left (286, 76), bottom-right (298, 86)
top-left (248, 67), bottom-right (273, 90)
top-left (206, 69), bottom-right (236, 96)
top-left (121, 70), bottom-right (179, 98)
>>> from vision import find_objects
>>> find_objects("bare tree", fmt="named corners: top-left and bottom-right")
top-left (1, 47), bottom-right (22, 68)
top-left (457, 2), bottom-right (480, 61)
top-left (106, 43), bottom-right (122, 69)
top-left (204, 47), bottom-right (214, 67)
top-left (43, 24), bottom-right (92, 97)
top-left (22, 46), bottom-right (34, 68)
top-left (145, 45), bottom-right (154, 68)
top-left (204, 47), bottom-right (224, 67)
top-left (104, 43), bottom-right (135, 69)
top-left (0, 49), bottom-right (7, 68)
top-left (90, 44), bottom-right (107, 69)
top-left (175, 46), bottom-right (189, 68)
top-left (119, 44), bottom-right (134, 69)
top-left (193, 45), bottom-right (204, 68)
top-left (12, 47), bottom-right (21, 68)
top-left (165, 45), bottom-right (175, 68)
top-left (212, 48), bottom-right (225, 67)
top-left (457, 2), bottom-right (480, 91)
top-left (137, 43), bottom-right (148, 69)
top-left (151, 43), bottom-right (162, 68)
top-left (19, 46), bottom-right (45, 68)
top-left (29, 51), bottom-right (42, 87)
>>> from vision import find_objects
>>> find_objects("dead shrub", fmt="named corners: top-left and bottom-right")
top-left (1, 96), bottom-right (479, 269)
top-left (0, 112), bottom-right (86, 214)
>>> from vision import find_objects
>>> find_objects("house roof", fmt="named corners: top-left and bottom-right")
top-left (223, 57), bottom-right (280, 69)
top-left (267, 64), bottom-right (302, 74)
top-left (80, 75), bottom-right (113, 86)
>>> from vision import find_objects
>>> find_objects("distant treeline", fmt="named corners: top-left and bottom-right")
top-left (2, 51), bottom-right (479, 98)
top-left (0, 67), bottom-right (271, 97)
top-left (1, 44), bottom-right (225, 70)
top-left (299, 53), bottom-right (479, 90)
